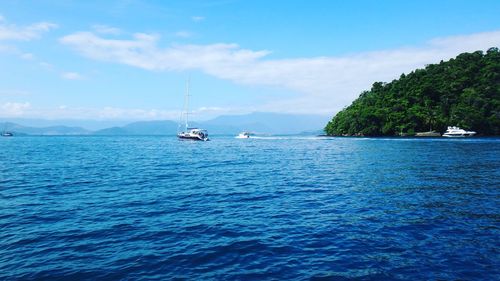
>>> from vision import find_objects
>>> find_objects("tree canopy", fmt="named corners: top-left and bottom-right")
top-left (325, 48), bottom-right (500, 136)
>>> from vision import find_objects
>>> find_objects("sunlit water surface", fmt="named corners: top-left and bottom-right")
top-left (1, 136), bottom-right (499, 280)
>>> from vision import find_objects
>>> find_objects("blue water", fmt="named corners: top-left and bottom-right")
top-left (1, 136), bottom-right (499, 280)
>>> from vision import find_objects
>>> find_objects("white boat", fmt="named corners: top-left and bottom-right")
top-left (177, 79), bottom-right (209, 141)
top-left (442, 126), bottom-right (476, 137)
top-left (1, 124), bottom-right (13, 137)
top-left (235, 132), bottom-right (253, 139)
top-left (178, 128), bottom-right (209, 141)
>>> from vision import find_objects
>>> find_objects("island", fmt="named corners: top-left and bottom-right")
top-left (325, 48), bottom-right (500, 136)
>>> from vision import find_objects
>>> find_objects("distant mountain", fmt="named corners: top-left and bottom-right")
top-left (92, 127), bottom-right (130, 135)
top-left (1, 118), bottom-right (130, 130)
top-left (202, 112), bottom-right (330, 134)
top-left (1, 122), bottom-right (90, 135)
top-left (1, 112), bottom-right (330, 136)
top-left (93, 120), bottom-right (178, 135)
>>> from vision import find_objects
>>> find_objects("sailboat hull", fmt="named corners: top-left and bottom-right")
top-left (177, 135), bottom-right (207, 141)
top-left (177, 131), bottom-right (209, 141)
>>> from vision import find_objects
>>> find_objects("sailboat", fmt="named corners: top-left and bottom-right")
top-left (1, 123), bottom-right (13, 137)
top-left (177, 79), bottom-right (209, 141)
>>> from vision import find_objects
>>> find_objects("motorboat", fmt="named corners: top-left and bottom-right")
top-left (442, 126), bottom-right (476, 137)
top-left (235, 132), bottom-right (253, 139)
top-left (177, 79), bottom-right (209, 141)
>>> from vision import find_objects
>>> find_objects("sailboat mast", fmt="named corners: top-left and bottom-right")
top-left (184, 78), bottom-right (190, 131)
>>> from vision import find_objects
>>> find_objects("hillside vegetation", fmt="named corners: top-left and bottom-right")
top-left (325, 48), bottom-right (500, 136)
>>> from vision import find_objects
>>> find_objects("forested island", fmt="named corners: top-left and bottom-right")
top-left (325, 48), bottom-right (500, 136)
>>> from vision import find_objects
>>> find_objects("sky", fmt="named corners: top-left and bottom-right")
top-left (1, 0), bottom-right (500, 121)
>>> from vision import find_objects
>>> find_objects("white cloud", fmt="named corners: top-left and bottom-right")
top-left (0, 19), bottom-right (57, 41)
top-left (0, 90), bottom-right (30, 97)
top-left (20, 52), bottom-right (35, 60)
top-left (175, 30), bottom-right (192, 38)
top-left (61, 72), bottom-right (84, 80)
top-left (39, 62), bottom-right (54, 70)
top-left (97, 106), bottom-right (179, 119)
top-left (21, 105), bottom-right (180, 120)
top-left (0, 102), bottom-right (241, 120)
top-left (191, 16), bottom-right (205, 22)
top-left (0, 44), bottom-right (17, 53)
top-left (1, 102), bottom-right (31, 116)
top-left (92, 24), bottom-right (122, 35)
top-left (60, 29), bottom-right (500, 114)
top-left (94, 105), bottom-right (236, 120)
top-left (60, 31), bottom-right (269, 71)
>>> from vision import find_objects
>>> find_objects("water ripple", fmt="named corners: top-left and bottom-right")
top-left (0, 136), bottom-right (499, 280)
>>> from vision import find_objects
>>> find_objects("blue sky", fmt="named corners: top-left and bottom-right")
top-left (1, 0), bottom-right (500, 120)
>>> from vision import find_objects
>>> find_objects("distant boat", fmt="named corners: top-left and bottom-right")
top-left (415, 131), bottom-right (441, 137)
top-left (235, 132), bottom-right (253, 139)
top-left (442, 126), bottom-right (476, 137)
top-left (177, 79), bottom-right (209, 141)
top-left (1, 123), bottom-right (13, 137)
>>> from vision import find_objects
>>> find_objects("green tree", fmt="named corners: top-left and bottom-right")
top-left (325, 48), bottom-right (500, 136)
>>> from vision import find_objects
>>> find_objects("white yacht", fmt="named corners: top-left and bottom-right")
top-left (442, 126), bottom-right (476, 137)
top-left (235, 132), bottom-right (253, 139)
top-left (177, 79), bottom-right (209, 141)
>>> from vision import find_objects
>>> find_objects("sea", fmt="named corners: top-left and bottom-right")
top-left (1, 136), bottom-right (499, 280)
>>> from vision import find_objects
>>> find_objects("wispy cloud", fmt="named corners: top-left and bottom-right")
top-left (0, 44), bottom-right (17, 53)
top-left (175, 30), bottom-right (192, 38)
top-left (60, 31), bottom-right (269, 71)
top-left (191, 16), bottom-right (205, 22)
top-left (60, 29), bottom-right (500, 113)
top-left (1, 102), bottom-right (31, 116)
top-left (0, 102), bottom-right (240, 120)
top-left (0, 90), bottom-right (30, 97)
top-left (97, 106), bottom-right (177, 119)
top-left (0, 18), bottom-right (57, 41)
top-left (0, 17), bottom-right (57, 64)
top-left (0, 103), bottom-right (182, 120)
top-left (39, 62), bottom-right (54, 70)
top-left (20, 53), bottom-right (35, 60)
top-left (61, 72), bottom-right (84, 80)
top-left (92, 24), bottom-right (122, 35)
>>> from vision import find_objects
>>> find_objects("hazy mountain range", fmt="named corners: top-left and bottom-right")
top-left (1, 112), bottom-right (329, 136)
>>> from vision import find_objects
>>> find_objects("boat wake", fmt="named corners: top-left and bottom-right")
top-left (239, 136), bottom-right (330, 140)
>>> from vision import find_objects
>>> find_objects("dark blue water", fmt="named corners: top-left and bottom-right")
top-left (1, 136), bottom-right (499, 280)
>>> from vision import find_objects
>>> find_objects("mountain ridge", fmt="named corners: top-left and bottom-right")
top-left (1, 112), bottom-right (329, 136)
